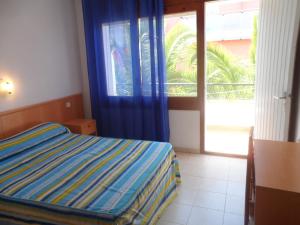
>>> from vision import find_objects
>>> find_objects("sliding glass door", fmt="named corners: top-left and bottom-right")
top-left (204, 0), bottom-right (259, 155)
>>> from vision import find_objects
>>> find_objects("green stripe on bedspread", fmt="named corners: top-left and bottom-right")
top-left (0, 130), bottom-right (180, 225)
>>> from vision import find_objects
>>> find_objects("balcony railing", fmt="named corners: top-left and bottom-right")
top-left (167, 82), bottom-right (255, 100)
top-left (110, 82), bottom-right (255, 99)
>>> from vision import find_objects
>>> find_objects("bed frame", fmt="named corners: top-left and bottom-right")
top-left (0, 94), bottom-right (84, 139)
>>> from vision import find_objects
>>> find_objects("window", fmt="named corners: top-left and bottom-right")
top-left (164, 12), bottom-right (197, 97)
top-left (102, 21), bottom-right (133, 96)
top-left (102, 1), bottom-right (203, 110)
top-left (164, 1), bottom-right (203, 110)
top-left (102, 19), bottom-right (160, 97)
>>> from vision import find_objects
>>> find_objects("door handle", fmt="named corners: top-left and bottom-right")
top-left (273, 96), bottom-right (287, 100)
top-left (273, 92), bottom-right (291, 100)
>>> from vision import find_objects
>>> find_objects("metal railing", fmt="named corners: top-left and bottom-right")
top-left (110, 82), bottom-right (255, 99)
top-left (167, 82), bottom-right (255, 99)
top-left (206, 83), bottom-right (255, 100)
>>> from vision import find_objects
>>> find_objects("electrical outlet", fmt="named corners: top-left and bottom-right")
top-left (65, 101), bottom-right (72, 108)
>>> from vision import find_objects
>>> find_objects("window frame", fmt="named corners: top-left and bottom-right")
top-left (164, 0), bottom-right (205, 154)
top-left (164, 0), bottom-right (204, 111)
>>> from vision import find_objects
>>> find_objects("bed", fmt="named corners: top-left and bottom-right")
top-left (0, 122), bottom-right (180, 225)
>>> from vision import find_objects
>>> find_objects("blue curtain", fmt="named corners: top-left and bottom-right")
top-left (82, 0), bottom-right (169, 142)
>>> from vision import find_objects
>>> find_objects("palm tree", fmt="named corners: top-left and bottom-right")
top-left (206, 43), bottom-right (250, 83)
top-left (164, 18), bottom-right (257, 99)
top-left (206, 44), bottom-right (254, 99)
top-left (164, 24), bottom-right (197, 95)
top-left (165, 24), bottom-right (197, 84)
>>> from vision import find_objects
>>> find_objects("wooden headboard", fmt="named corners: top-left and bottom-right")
top-left (0, 94), bottom-right (84, 139)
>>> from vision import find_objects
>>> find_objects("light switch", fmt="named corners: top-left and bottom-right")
top-left (65, 101), bottom-right (72, 108)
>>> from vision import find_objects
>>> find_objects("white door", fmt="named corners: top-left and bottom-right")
top-left (255, 0), bottom-right (300, 140)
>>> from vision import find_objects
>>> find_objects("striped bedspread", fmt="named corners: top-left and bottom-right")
top-left (0, 123), bottom-right (180, 225)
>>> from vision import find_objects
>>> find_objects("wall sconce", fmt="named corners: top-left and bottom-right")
top-left (0, 79), bottom-right (14, 95)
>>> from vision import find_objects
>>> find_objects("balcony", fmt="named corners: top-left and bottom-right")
top-left (168, 82), bottom-right (255, 155)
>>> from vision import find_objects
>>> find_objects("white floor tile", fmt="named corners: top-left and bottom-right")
top-left (181, 176), bottom-right (227, 194)
top-left (193, 190), bottom-right (226, 211)
top-left (174, 187), bottom-right (198, 205)
top-left (223, 213), bottom-right (244, 225)
top-left (158, 153), bottom-right (246, 225)
top-left (229, 158), bottom-right (247, 170)
top-left (180, 175), bottom-right (200, 189)
top-left (228, 169), bottom-right (246, 183)
top-left (156, 219), bottom-right (183, 225)
top-left (179, 163), bottom-right (198, 176)
top-left (193, 158), bottom-right (229, 170)
top-left (195, 167), bottom-right (229, 180)
top-left (225, 195), bottom-right (245, 215)
top-left (198, 177), bottom-right (228, 194)
top-left (187, 207), bottom-right (224, 225)
top-left (160, 203), bottom-right (192, 225)
top-left (227, 182), bottom-right (245, 197)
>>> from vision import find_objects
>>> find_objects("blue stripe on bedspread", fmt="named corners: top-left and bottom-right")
top-left (0, 127), bottom-right (177, 222)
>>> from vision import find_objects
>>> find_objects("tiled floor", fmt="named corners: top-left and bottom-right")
top-left (157, 152), bottom-right (246, 225)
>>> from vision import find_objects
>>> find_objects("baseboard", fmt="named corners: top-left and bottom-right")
top-left (173, 147), bottom-right (200, 154)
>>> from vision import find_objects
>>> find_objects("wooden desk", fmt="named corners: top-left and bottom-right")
top-left (253, 140), bottom-right (300, 225)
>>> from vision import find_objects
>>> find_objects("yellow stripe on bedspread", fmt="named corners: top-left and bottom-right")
top-left (0, 124), bottom-right (181, 225)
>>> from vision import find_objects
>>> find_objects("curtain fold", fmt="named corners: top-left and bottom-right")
top-left (82, 0), bottom-right (169, 142)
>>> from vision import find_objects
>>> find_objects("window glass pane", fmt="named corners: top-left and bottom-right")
top-left (204, 0), bottom-right (258, 155)
top-left (139, 18), bottom-right (159, 96)
top-left (164, 12), bottom-right (197, 97)
top-left (102, 21), bottom-right (133, 96)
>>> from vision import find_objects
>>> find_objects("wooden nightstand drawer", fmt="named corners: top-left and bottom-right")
top-left (81, 120), bottom-right (96, 135)
top-left (63, 119), bottom-right (97, 135)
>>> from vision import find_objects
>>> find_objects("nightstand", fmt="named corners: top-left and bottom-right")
top-left (63, 119), bottom-right (97, 135)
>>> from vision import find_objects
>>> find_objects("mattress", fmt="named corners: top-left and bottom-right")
top-left (0, 123), bottom-right (180, 225)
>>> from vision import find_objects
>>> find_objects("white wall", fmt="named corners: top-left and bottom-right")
top-left (169, 110), bottom-right (200, 153)
top-left (74, 0), bottom-right (92, 118)
top-left (0, 0), bottom-right (82, 111)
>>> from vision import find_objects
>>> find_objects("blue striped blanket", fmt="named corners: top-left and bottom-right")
top-left (0, 123), bottom-right (180, 225)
